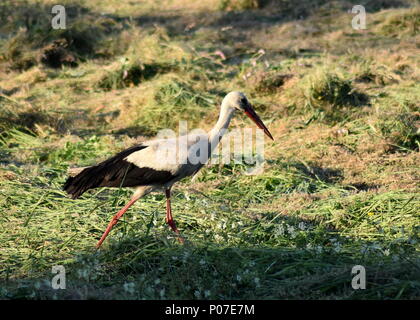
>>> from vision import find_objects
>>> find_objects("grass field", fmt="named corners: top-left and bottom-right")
top-left (0, 0), bottom-right (419, 299)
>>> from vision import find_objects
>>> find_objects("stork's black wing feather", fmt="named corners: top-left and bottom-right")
top-left (63, 145), bottom-right (174, 199)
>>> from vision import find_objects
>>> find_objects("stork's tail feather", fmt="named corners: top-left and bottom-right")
top-left (63, 166), bottom-right (101, 199)
top-left (63, 144), bottom-right (148, 199)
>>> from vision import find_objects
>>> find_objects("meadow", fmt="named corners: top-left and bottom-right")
top-left (0, 0), bottom-right (419, 299)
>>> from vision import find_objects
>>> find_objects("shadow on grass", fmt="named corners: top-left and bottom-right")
top-left (0, 169), bottom-right (418, 299)
top-left (1, 184), bottom-right (418, 299)
top-left (291, 163), bottom-right (380, 192)
top-left (1, 232), bottom-right (419, 299)
top-left (0, 107), bottom-right (98, 135)
top-left (0, 0), bottom-right (414, 71)
top-left (291, 163), bottom-right (344, 184)
top-left (130, 0), bottom-right (414, 33)
top-left (0, 1), bottom-right (127, 70)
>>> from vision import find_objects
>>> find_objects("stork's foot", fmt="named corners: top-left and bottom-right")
top-left (165, 188), bottom-right (184, 244)
top-left (96, 215), bottom-right (120, 248)
top-left (166, 217), bottom-right (184, 244)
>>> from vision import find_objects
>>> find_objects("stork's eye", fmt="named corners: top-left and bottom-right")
top-left (240, 97), bottom-right (247, 105)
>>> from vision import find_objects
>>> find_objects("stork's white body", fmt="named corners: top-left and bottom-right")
top-left (63, 91), bottom-right (272, 247)
top-left (124, 133), bottom-right (212, 200)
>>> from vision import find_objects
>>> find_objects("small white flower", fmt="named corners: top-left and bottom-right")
top-left (275, 225), bottom-right (285, 237)
top-left (204, 290), bottom-right (211, 298)
top-left (254, 277), bottom-right (260, 286)
top-left (194, 290), bottom-right (201, 298)
top-left (236, 275), bottom-right (242, 281)
top-left (214, 234), bottom-right (224, 242)
top-left (287, 225), bottom-right (295, 234)
top-left (159, 288), bottom-right (165, 298)
top-left (154, 279), bottom-right (161, 285)
top-left (199, 259), bottom-right (206, 265)
top-left (383, 249), bottom-right (390, 256)
top-left (123, 282), bottom-right (135, 294)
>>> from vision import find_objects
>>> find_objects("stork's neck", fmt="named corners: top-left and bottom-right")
top-left (208, 105), bottom-right (235, 151)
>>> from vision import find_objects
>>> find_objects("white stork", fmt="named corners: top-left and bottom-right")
top-left (64, 91), bottom-right (273, 247)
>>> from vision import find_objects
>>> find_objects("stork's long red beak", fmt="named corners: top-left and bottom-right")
top-left (244, 105), bottom-right (274, 140)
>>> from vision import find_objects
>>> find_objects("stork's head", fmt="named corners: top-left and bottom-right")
top-left (222, 91), bottom-right (274, 140)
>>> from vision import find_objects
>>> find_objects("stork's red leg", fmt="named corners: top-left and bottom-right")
top-left (165, 188), bottom-right (184, 244)
top-left (96, 196), bottom-right (140, 248)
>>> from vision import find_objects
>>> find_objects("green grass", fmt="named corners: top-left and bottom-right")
top-left (0, 0), bottom-right (419, 300)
